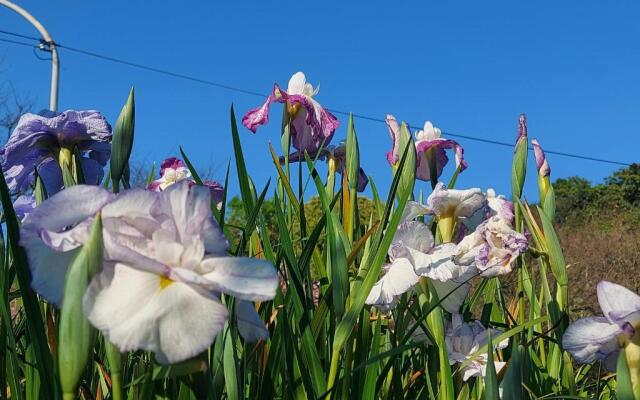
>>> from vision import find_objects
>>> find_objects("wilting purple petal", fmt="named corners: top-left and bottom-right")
top-left (242, 93), bottom-right (276, 133)
top-left (532, 139), bottom-right (550, 177)
top-left (415, 138), bottom-right (468, 179)
top-left (284, 91), bottom-right (337, 152)
top-left (415, 145), bottom-right (447, 181)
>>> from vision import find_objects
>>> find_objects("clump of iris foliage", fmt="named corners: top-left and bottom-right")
top-left (1, 72), bottom-right (639, 400)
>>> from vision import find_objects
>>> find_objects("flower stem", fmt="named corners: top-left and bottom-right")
top-left (106, 341), bottom-right (123, 400)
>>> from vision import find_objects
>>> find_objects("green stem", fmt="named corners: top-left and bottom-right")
top-left (106, 341), bottom-right (123, 400)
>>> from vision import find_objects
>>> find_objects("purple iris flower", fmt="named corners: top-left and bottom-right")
top-left (1, 110), bottom-right (112, 195)
top-left (242, 72), bottom-right (339, 153)
top-left (147, 157), bottom-right (225, 208)
top-left (414, 121), bottom-right (468, 181)
top-left (386, 115), bottom-right (467, 180)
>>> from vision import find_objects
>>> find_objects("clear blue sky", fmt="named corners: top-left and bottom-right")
top-left (0, 1), bottom-right (638, 201)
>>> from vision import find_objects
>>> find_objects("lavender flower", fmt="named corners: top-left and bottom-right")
top-left (242, 72), bottom-right (339, 153)
top-left (1, 110), bottom-right (112, 194)
top-left (446, 314), bottom-right (509, 381)
top-left (20, 182), bottom-right (278, 363)
top-left (455, 216), bottom-right (528, 277)
top-left (366, 220), bottom-right (473, 313)
top-left (563, 281), bottom-right (640, 371)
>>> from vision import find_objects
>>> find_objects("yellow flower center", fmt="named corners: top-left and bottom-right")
top-left (286, 102), bottom-right (301, 117)
top-left (159, 276), bottom-right (173, 290)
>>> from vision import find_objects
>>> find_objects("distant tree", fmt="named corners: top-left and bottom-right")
top-left (605, 163), bottom-right (640, 206)
top-left (0, 84), bottom-right (33, 140)
top-left (553, 164), bottom-right (640, 224)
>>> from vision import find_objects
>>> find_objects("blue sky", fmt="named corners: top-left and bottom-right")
top-left (0, 1), bottom-right (638, 201)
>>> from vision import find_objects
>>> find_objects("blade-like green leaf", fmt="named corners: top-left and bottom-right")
top-left (484, 332), bottom-right (500, 400)
top-left (0, 165), bottom-right (57, 399)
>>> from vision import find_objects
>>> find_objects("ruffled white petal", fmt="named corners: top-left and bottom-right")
top-left (21, 185), bottom-right (113, 252)
top-left (84, 263), bottom-right (228, 364)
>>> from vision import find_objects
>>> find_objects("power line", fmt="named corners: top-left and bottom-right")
top-left (0, 29), bottom-right (632, 167)
top-left (0, 36), bottom-right (37, 49)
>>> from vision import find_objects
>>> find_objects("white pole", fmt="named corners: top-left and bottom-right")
top-left (0, 0), bottom-right (59, 112)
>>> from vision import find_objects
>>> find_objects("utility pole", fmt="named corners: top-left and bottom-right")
top-left (0, 0), bottom-right (59, 112)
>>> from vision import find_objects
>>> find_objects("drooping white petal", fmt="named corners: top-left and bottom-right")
top-left (236, 300), bottom-right (268, 342)
top-left (432, 279), bottom-right (470, 314)
top-left (22, 240), bottom-right (77, 306)
top-left (597, 281), bottom-right (640, 326)
top-left (562, 316), bottom-right (622, 364)
top-left (365, 258), bottom-right (419, 310)
top-left (200, 257), bottom-right (279, 301)
top-left (84, 263), bottom-right (228, 364)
